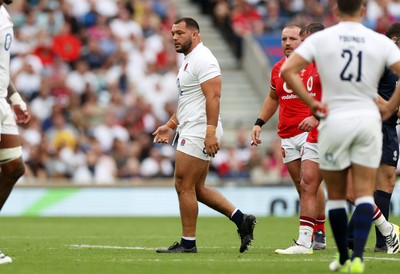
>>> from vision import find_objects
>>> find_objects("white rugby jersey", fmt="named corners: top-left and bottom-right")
top-left (0, 5), bottom-right (13, 98)
top-left (176, 43), bottom-right (221, 131)
top-left (295, 22), bottom-right (400, 121)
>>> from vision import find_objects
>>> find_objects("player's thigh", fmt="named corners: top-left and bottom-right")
top-left (351, 163), bottom-right (377, 198)
top-left (0, 134), bottom-right (22, 149)
top-left (320, 169), bottom-right (349, 200)
top-left (285, 159), bottom-right (301, 192)
top-left (175, 149), bottom-right (209, 186)
top-left (301, 159), bottom-right (321, 190)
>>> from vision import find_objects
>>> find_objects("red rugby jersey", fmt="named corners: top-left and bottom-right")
top-left (270, 57), bottom-right (309, 138)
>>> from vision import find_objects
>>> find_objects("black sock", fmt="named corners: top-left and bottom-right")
top-left (352, 203), bottom-right (374, 260)
top-left (348, 213), bottom-right (355, 239)
top-left (374, 190), bottom-right (392, 248)
top-left (329, 207), bottom-right (349, 264)
top-left (231, 209), bottom-right (244, 229)
top-left (181, 237), bottom-right (196, 248)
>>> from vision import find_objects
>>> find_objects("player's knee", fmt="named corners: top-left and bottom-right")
top-left (301, 172), bottom-right (317, 192)
top-left (0, 147), bottom-right (25, 181)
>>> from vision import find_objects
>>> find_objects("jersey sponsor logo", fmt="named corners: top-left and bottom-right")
top-left (282, 81), bottom-right (294, 94)
top-left (281, 94), bottom-right (299, 100)
top-left (180, 139), bottom-right (186, 146)
top-left (306, 76), bottom-right (313, 92)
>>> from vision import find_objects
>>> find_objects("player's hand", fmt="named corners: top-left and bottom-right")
top-left (251, 125), bottom-right (262, 146)
top-left (298, 116), bottom-right (319, 132)
top-left (12, 104), bottom-right (31, 124)
top-left (310, 101), bottom-right (328, 119)
top-left (380, 105), bottom-right (398, 122)
top-left (152, 125), bottom-right (174, 144)
top-left (204, 125), bottom-right (219, 157)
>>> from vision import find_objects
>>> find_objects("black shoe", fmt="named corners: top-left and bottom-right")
top-left (237, 214), bottom-right (257, 253)
top-left (348, 237), bottom-right (354, 251)
top-left (312, 229), bottom-right (326, 250)
top-left (374, 245), bottom-right (387, 253)
top-left (156, 242), bottom-right (197, 253)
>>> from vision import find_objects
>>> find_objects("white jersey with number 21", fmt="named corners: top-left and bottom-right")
top-left (295, 22), bottom-right (400, 122)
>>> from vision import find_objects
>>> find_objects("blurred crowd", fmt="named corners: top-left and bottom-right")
top-left (192, 0), bottom-right (400, 57)
top-left (12, 0), bottom-right (400, 185)
top-left (211, 0), bottom-right (400, 35)
top-left (7, 0), bottom-right (290, 185)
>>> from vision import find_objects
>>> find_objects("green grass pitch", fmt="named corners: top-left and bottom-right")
top-left (1, 216), bottom-right (399, 273)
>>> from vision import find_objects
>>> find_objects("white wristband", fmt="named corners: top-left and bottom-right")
top-left (9, 92), bottom-right (27, 111)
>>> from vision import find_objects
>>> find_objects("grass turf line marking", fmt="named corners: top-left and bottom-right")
top-left (69, 244), bottom-right (154, 250)
top-left (69, 245), bottom-right (400, 262)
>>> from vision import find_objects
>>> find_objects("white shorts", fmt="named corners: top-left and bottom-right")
top-left (176, 121), bottom-right (223, 161)
top-left (0, 98), bottom-right (19, 136)
top-left (318, 116), bottom-right (382, 170)
top-left (302, 142), bottom-right (319, 163)
top-left (280, 132), bottom-right (308, 163)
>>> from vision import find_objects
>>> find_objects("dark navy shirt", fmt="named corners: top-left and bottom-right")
top-left (379, 68), bottom-right (399, 126)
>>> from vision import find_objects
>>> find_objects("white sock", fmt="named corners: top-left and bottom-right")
top-left (182, 236), bottom-right (196, 241)
top-left (297, 225), bottom-right (313, 247)
top-left (374, 214), bottom-right (392, 236)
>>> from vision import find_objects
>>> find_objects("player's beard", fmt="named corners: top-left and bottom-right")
top-left (3, 0), bottom-right (13, 5)
top-left (175, 39), bottom-right (192, 55)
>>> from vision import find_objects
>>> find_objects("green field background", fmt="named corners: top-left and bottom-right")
top-left (1, 216), bottom-right (399, 273)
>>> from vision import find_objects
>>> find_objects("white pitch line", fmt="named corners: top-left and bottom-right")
top-left (69, 244), bottom-right (154, 251)
top-left (68, 245), bottom-right (400, 262)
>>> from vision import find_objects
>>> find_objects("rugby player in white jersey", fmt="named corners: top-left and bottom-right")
top-left (280, 0), bottom-right (400, 272)
top-left (153, 17), bottom-right (256, 253)
top-left (0, 0), bottom-right (31, 265)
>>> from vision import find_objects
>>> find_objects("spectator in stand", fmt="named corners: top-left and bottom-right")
top-left (65, 58), bottom-right (98, 96)
top-left (231, 0), bottom-right (264, 36)
top-left (29, 79), bottom-right (55, 122)
top-left (109, 5), bottom-right (143, 51)
top-left (92, 110), bottom-right (130, 153)
top-left (45, 111), bottom-right (78, 151)
top-left (10, 52), bottom-right (43, 100)
top-left (111, 138), bottom-right (141, 179)
top-left (249, 138), bottom-right (290, 185)
top-left (259, 0), bottom-right (287, 34)
top-left (140, 146), bottom-right (174, 178)
top-left (82, 37), bottom-right (108, 70)
top-left (18, 8), bottom-right (46, 50)
top-left (72, 139), bottom-right (117, 184)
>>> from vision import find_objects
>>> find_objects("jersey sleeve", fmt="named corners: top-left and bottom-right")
top-left (196, 54), bottom-right (221, 84)
top-left (294, 34), bottom-right (318, 63)
top-left (385, 39), bottom-right (400, 68)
